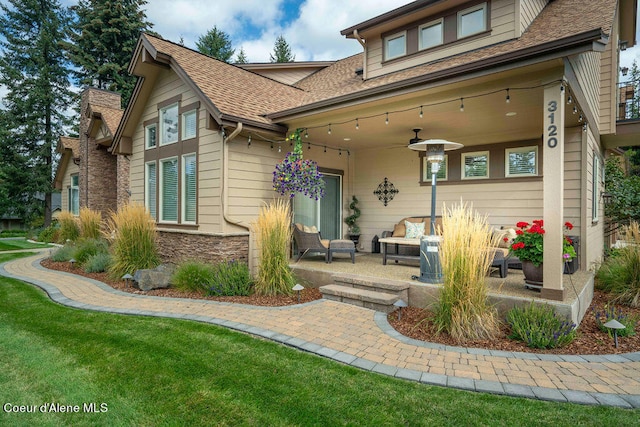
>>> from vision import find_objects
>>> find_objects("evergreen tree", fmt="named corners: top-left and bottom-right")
top-left (235, 47), bottom-right (248, 64)
top-left (270, 35), bottom-right (295, 63)
top-left (196, 26), bottom-right (235, 63)
top-left (66, 0), bottom-right (154, 107)
top-left (0, 0), bottom-right (74, 226)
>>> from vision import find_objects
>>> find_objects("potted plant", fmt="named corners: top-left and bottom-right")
top-left (510, 220), bottom-right (576, 289)
top-left (272, 129), bottom-right (325, 200)
top-left (345, 195), bottom-right (361, 248)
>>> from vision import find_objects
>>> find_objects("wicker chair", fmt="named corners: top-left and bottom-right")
top-left (292, 223), bottom-right (331, 262)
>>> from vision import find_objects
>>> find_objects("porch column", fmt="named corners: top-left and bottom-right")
top-left (541, 82), bottom-right (566, 301)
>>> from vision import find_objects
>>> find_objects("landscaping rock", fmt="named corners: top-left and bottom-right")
top-left (133, 264), bottom-right (175, 291)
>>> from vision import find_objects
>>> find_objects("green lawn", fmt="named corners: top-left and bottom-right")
top-left (0, 253), bottom-right (637, 426)
top-left (0, 238), bottom-right (51, 251)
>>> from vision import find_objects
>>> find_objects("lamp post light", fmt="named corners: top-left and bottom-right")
top-left (603, 319), bottom-right (626, 348)
top-left (393, 299), bottom-right (408, 320)
top-left (292, 283), bottom-right (305, 303)
top-left (408, 135), bottom-right (463, 283)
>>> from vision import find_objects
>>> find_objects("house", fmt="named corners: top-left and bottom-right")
top-left (105, 0), bottom-right (636, 302)
top-left (55, 88), bottom-right (126, 219)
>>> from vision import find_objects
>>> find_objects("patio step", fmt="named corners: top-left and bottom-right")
top-left (319, 273), bottom-right (411, 313)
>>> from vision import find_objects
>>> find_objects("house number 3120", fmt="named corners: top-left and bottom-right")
top-left (547, 100), bottom-right (558, 148)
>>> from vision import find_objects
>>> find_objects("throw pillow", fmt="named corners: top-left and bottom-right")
top-left (392, 223), bottom-right (405, 237)
top-left (404, 220), bottom-right (425, 238)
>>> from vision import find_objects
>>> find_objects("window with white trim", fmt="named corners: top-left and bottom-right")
top-left (419, 19), bottom-right (443, 50)
top-left (462, 151), bottom-right (489, 179)
top-left (182, 110), bottom-right (197, 140)
top-left (182, 153), bottom-right (197, 223)
top-left (160, 157), bottom-right (178, 222)
top-left (505, 146), bottom-right (538, 177)
top-left (423, 155), bottom-right (448, 181)
top-left (145, 162), bottom-right (157, 220)
top-left (160, 103), bottom-right (178, 145)
top-left (458, 3), bottom-right (487, 38)
top-left (69, 174), bottom-right (79, 215)
top-left (145, 123), bottom-right (157, 149)
top-left (592, 152), bottom-right (600, 222)
top-left (384, 31), bottom-right (406, 60)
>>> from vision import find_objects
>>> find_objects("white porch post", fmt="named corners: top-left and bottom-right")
top-left (541, 82), bottom-right (566, 301)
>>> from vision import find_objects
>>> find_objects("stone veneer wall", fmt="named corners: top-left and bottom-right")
top-left (116, 155), bottom-right (130, 207)
top-left (156, 231), bottom-right (249, 264)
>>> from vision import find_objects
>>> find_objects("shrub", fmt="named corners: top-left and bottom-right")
top-left (596, 221), bottom-right (640, 307)
top-left (594, 305), bottom-right (637, 338)
top-left (106, 203), bottom-right (159, 280)
top-left (506, 302), bottom-right (577, 349)
top-left (433, 201), bottom-right (500, 342)
top-left (79, 208), bottom-right (102, 240)
top-left (171, 261), bottom-right (213, 293)
top-left (57, 211), bottom-right (80, 243)
top-left (207, 260), bottom-right (253, 296)
top-left (38, 223), bottom-right (59, 243)
top-left (252, 199), bottom-right (295, 296)
top-left (84, 252), bottom-right (113, 273)
top-left (51, 244), bottom-right (76, 262)
top-left (73, 238), bottom-right (109, 265)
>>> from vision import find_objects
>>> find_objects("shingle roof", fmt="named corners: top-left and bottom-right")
top-left (89, 105), bottom-right (123, 137)
top-left (143, 35), bottom-right (307, 125)
top-left (58, 136), bottom-right (80, 158)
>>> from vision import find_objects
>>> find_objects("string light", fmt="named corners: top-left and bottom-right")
top-left (419, 106), bottom-right (423, 118)
top-left (573, 105), bottom-right (578, 114)
top-left (327, 124), bottom-right (331, 135)
top-left (505, 89), bottom-right (510, 104)
top-left (578, 114), bottom-right (583, 122)
top-left (308, 142), bottom-right (311, 150)
top-left (339, 149), bottom-right (342, 156)
top-left (270, 142), bottom-right (273, 150)
top-left (385, 112), bottom-right (389, 125)
top-left (324, 146), bottom-right (327, 153)
top-left (247, 133), bottom-right (251, 147)
top-left (583, 122), bottom-right (587, 132)
top-left (567, 95), bottom-right (573, 104)
top-left (278, 144), bottom-right (281, 153)
top-left (355, 118), bottom-right (359, 130)
top-left (304, 130), bottom-right (309, 138)
top-left (459, 98), bottom-right (464, 112)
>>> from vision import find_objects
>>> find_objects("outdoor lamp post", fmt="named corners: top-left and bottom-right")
top-left (409, 137), bottom-right (463, 283)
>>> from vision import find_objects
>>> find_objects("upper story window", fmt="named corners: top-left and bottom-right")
top-left (145, 123), bottom-right (157, 149)
top-left (160, 103), bottom-right (179, 145)
top-left (458, 3), bottom-right (487, 39)
top-left (69, 174), bottom-right (79, 215)
top-left (419, 19), bottom-right (443, 51)
top-left (384, 31), bottom-right (406, 60)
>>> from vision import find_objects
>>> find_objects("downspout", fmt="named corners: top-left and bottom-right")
top-left (353, 29), bottom-right (366, 48)
top-left (353, 30), bottom-right (367, 79)
top-left (221, 122), bottom-right (254, 271)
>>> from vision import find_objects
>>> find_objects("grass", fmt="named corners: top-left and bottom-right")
top-left (0, 266), bottom-right (637, 426)
top-left (78, 208), bottom-right (102, 240)
top-left (0, 238), bottom-right (51, 251)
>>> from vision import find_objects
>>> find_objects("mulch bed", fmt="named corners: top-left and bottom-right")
top-left (41, 258), bottom-right (639, 355)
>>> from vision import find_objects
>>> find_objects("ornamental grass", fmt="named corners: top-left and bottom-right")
top-left (57, 211), bottom-right (79, 243)
top-left (78, 207), bottom-right (102, 240)
top-left (252, 198), bottom-right (295, 296)
top-left (433, 202), bottom-right (501, 342)
top-left (105, 202), bottom-right (159, 280)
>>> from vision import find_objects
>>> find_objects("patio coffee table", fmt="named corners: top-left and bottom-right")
top-left (328, 239), bottom-right (356, 263)
top-left (378, 237), bottom-right (420, 265)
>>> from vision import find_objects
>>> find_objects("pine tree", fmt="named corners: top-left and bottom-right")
top-left (196, 26), bottom-right (235, 63)
top-left (66, 0), bottom-right (154, 107)
top-left (0, 0), bottom-right (74, 226)
top-left (235, 47), bottom-right (248, 64)
top-left (270, 35), bottom-right (295, 63)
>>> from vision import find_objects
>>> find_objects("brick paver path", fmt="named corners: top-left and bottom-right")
top-left (2, 253), bottom-right (639, 408)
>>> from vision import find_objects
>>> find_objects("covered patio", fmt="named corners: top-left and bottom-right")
top-left (290, 252), bottom-right (594, 324)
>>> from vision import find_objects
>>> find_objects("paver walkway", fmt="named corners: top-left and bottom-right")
top-left (1, 253), bottom-right (639, 408)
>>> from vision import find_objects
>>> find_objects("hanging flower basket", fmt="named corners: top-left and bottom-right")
top-left (272, 129), bottom-right (325, 200)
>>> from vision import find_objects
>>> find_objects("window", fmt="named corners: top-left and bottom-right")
top-left (592, 152), bottom-right (600, 222)
top-left (505, 146), bottom-right (538, 177)
top-left (419, 19), bottom-right (443, 50)
top-left (462, 151), bottom-right (489, 179)
top-left (182, 110), bottom-right (197, 140)
top-left (182, 154), bottom-right (197, 223)
top-left (160, 158), bottom-right (178, 222)
top-left (458, 3), bottom-right (487, 38)
top-left (423, 155), bottom-right (448, 181)
top-left (145, 123), bottom-right (157, 149)
top-left (69, 174), bottom-right (79, 215)
top-left (145, 162), bottom-right (157, 220)
top-left (384, 31), bottom-right (406, 60)
top-left (160, 103), bottom-right (178, 145)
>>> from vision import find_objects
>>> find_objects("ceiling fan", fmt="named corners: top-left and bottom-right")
top-left (408, 128), bottom-right (424, 145)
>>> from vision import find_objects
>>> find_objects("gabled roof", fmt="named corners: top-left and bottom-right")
top-left (56, 136), bottom-right (80, 158)
top-left (270, 0), bottom-right (617, 118)
top-left (87, 104), bottom-right (123, 139)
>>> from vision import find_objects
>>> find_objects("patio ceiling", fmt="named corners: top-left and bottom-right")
top-left (283, 62), bottom-right (584, 152)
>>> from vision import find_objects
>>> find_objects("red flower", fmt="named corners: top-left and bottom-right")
top-left (565, 236), bottom-right (573, 244)
top-left (565, 221), bottom-right (574, 230)
top-left (511, 242), bottom-right (525, 250)
top-left (533, 219), bottom-right (544, 226)
top-left (516, 229), bottom-right (524, 235)
top-left (516, 221), bottom-right (529, 228)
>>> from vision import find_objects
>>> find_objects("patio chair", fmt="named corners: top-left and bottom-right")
top-left (292, 223), bottom-right (330, 262)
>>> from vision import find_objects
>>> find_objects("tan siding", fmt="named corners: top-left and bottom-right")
top-left (59, 162), bottom-right (80, 213)
top-left (563, 128), bottom-right (582, 240)
top-left (366, 0), bottom-right (517, 79)
top-left (519, 0), bottom-right (548, 34)
top-left (599, 12), bottom-right (618, 135)
top-left (248, 68), bottom-right (319, 85)
top-left (584, 129), bottom-right (605, 269)
top-left (570, 51), bottom-right (601, 125)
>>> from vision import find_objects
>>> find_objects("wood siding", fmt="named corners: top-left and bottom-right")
top-left (599, 10), bottom-right (619, 135)
top-left (584, 128), bottom-right (605, 269)
top-left (569, 51), bottom-right (601, 127)
top-left (518, 0), bottom-right (548, 35)
top-left (366, 0), bottom-right (517, 79)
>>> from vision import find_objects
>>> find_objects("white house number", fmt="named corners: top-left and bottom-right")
top-left (547, 100), bottom-right (558, 148)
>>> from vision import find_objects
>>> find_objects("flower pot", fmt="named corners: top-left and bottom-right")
top-left (348, 234), bottom-right (360, 252)
top-left (521, 260), bottom-right (543, 291)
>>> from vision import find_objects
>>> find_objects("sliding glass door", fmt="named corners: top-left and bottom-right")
top-left (293, 173), bottom-right (342, 240)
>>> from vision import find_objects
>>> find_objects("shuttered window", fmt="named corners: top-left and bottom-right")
top-left (506, 146), bottom-right (538, 177)
top-left (145, 162), bottom-right (157, 219)
top-left (462, 151), bottom-right (489, 179)
top-left (182, 154), bottom-right (197, 223)
top-left (160, 158), bottom-right (178, 222)
top-left (182, 110), bottom-right (197, 140)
